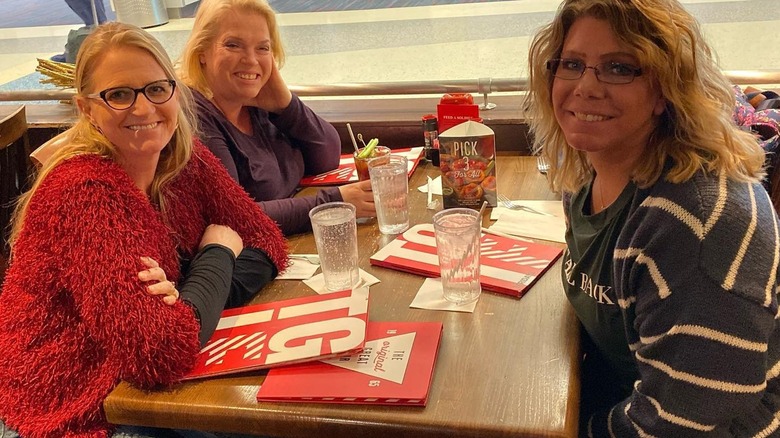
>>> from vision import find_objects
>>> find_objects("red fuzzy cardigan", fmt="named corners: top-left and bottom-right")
top-left (0, 140), bottom-right (288, 437)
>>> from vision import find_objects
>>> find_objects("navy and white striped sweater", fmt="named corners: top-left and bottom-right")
top-left (577, 171), bottom-right (780, 437)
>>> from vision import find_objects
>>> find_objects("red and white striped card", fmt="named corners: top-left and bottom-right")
top-left (299, 147), bottom-right (424, 186)
top-left (183, 287), bottom-right (369, 380)
top-left (370, 224), bottom-right (563, 298)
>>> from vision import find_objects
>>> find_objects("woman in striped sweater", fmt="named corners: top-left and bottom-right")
top-left (525, 0), bottom-right (780, 436)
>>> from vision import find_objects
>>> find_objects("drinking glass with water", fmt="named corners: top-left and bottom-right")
top-left (368, 155), bottom-right (410, 235)
top-left (309, 202), bottom-right (360, 291)
top-left (432, 208), bottom-right (482, 305)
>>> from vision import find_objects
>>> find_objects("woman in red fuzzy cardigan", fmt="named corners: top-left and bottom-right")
top-left (0, 22), bottom-right (288, 438)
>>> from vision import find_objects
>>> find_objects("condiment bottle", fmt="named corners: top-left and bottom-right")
top-left (422, 114), bottom-right (439, 166)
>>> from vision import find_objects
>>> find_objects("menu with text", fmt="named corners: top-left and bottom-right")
top-left (257, 321), bottom-right (443, 406)
top-left (183, 287), bottom-right (369, 380)
top-left (370, 224), bottom-right (563, 298)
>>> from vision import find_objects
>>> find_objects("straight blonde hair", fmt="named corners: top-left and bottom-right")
top-left (525, 0), bottom-right (765, 194)
top-left (9, 22), bottom-right (196, 249)
top-left (178, 0), bottom-right (285, 99)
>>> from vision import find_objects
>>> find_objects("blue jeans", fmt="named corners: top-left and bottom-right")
top-left (64, 0), bottom-right (107, 25)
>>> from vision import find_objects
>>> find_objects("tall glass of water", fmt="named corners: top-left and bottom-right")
top-left (368, 155), bottom-right (410, 234)
top-left (432, 208), bottom-right (482, 305)
top-left (309, 202), bottom-right (360, 291)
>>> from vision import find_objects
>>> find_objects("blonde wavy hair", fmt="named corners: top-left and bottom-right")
top-left (525, 0), bottom-right (765, 194)
top-left (9, 22), bottom-right (196, 248)
top-left (178, 0), bottom-right (285, 99)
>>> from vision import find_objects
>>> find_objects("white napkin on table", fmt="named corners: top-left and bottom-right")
top-left (489, 207), bottom-right (566, 243)
top-left (417, 175), bottom-right (442, 195)
top-left (276, 258), bottom-right (320, 280)
top-left (409, 278), bottom-right (478, 313)
top-left (304, 269), bottom-right (380, 295)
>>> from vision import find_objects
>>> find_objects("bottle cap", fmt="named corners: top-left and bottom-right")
top-left (422, 116), bottom-right (438, 130)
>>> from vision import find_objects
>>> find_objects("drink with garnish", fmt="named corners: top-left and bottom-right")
top-left (353, 139), bottom-right (390, 181)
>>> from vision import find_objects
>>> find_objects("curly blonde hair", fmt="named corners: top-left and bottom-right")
top-left (10, 22), bottom-right (196, 248)
top-left (525, 0), bottom-right (765, 194)
top-left (178, 0), bottom-right (285, 99)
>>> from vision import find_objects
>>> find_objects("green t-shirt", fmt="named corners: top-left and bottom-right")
top-left (563, 180), bottom-right (638, 397)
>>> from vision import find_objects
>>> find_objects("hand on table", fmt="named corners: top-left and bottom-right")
top-left (138, 257), bottom-right (178, 306)
top-left (339, 180), bottom-right (376, 218)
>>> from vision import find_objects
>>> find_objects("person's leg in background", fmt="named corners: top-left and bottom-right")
top-left (63, 0), bottom-right (107, 26)
top-left (52, 0), bottom-right (107, 61)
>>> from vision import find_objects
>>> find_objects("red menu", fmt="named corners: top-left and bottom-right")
top-left (370, 224), bottom-right (563, 298)
top-left (183, 288), bottom-right (369, 380)
top-left (299, 147), bottom-right (424, 186)
top-left (257, 321), bottom-right (443, 406)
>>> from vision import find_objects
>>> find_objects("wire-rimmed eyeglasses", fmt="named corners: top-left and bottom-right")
top-left (87, 79), bottom-right (176, 110)
top-left (546, 58), bottom-right (643, 85)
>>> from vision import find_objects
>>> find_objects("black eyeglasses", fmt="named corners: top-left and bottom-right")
top-left (87, 79), bottom-right (176, 110)
top-left (546, 58), bottom-right (643, 84)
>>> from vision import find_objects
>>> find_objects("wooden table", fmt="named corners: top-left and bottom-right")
top-left (104, 156), bottom-right (581, 438)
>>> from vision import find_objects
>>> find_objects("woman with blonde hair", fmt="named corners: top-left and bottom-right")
top-left (526, 0), bottom-right (780, 435)
top-left (0, 22), bottom-right (287, 437)
top-left (179, 0), bottom-right (375, 236)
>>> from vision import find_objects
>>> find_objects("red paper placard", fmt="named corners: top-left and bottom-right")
top-left (257, 321), bottom-right (443, 406)
top-left (183, 288), bottom-right (369, 380)
top-left (299, 147), bottom-right (423, 186)
top-left (370, 224), bottom-right (563, 298)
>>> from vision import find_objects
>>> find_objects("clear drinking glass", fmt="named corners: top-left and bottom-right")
top-left (309, 202), bottom-right (360, 291)
top-left (368, 155), bottom-right (410, 234)
top-left (432, 208), bottom-right (482, 305)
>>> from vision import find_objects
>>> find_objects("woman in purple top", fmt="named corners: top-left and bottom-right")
top-left (179, 0), bottom-right (375, 235)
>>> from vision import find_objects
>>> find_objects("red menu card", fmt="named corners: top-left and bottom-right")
top-left (370, 224), bottom-right (563, 298)
top-left (257, 321), bottom-right (443, 406)
top-left (183, 287), bottom-right (369, 380)
top-left (299, 147), bottom-right (424, 186)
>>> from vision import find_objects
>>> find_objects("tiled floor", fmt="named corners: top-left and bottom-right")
top-left (0, 0), bottom-right (778, 98)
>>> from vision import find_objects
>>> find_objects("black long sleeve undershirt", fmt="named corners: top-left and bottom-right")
top-left (179, 244), bottom-right (278, 347)
top-left (225, 247), bottom-right (278, 309)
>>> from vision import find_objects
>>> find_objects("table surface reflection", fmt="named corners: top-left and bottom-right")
top-left (104, 155), bottom-right (580, 438)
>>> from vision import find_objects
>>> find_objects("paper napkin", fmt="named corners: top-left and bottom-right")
top-left (304, 269), bottom-right (380, 295)
top-left (489, 208), bottom-right (566, 243)
top-left (409, 278), bottom-right (478, 313)
top-left (417, 175), bottom-right (442, 195)
top-left (276, 258), bottom-right (320, 280)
